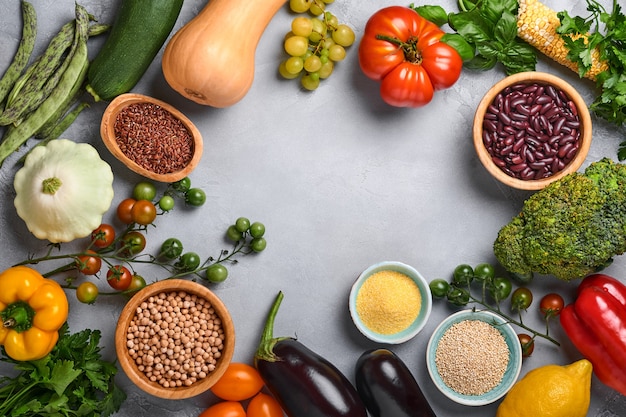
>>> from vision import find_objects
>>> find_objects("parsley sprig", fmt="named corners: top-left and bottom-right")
top-left (556, 0), bottom-right (626, 159)
top-left (0, 324), bottom-right (126, 416)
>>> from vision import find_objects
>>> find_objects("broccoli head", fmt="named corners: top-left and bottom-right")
top-left (493, 158), bottom-right (626, 281)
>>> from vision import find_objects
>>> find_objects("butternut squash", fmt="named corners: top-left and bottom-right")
top-left (162, 0), bottom-right (287, 108)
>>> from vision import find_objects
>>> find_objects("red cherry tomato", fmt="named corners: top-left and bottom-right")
top-left (518, 333), bottom-right (535, 357)
top-left (198, 401), bottom-right (246, 417)
top-left (358, 6), bottom-right (462, 107)
top-left (91, 224), bottom-right (115, 248)
top-left (539, 293), bottom-right (565, 318)
top-left (210, 363), bottom-right (264, 401)
top-left (117, 198), bottom-right (137, 224)
top-left (247, 392), bottom-right (284, 417)
top-left (106, 265), bottom-right (132, 291)
top-left (131, 199), bottom-right (157, 225)
top-left (76, 250), bottom-right (102, 275)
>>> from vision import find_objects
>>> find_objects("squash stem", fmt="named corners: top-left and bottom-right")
top-left (42, 177), bottom-right (62, 194)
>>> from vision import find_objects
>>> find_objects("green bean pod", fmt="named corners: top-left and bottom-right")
top-left (0, 5), bottom-right (89, 166)
top-left (0, 20), bottom-right (75, 125)
top-left (0, 1), bottom-right (37, 106)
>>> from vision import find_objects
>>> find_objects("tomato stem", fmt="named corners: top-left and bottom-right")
top-left (375, 34), bottom-right (423, 64)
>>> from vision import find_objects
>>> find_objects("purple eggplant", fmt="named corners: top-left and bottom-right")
top-left (355, 348), bottom-right (437, 417)
top-left (254, 291), bottom-right (368, 417)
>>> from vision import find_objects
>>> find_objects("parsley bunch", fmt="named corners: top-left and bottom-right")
top-left (556, 0), bottom-right (626, 159)
top-left (0, 324), bottom-right (126, 416)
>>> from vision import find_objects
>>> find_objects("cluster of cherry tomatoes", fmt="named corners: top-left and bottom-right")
top-left (199, 363), bottom-right (282, 417)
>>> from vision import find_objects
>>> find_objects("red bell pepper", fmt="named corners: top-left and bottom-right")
top-left (560, 274), bottom-right (626, 396)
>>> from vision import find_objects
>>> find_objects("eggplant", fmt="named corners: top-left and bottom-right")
top-left (355, 348), bottom-right (437, 417)
top-left (254, 291), bottom-right (368, 417)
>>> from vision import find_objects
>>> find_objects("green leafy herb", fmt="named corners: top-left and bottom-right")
top-left (0, 323), bottom-right (126, 416)
top-left (411, 0), bottom-right (537, 74)
top-left (556, 0), bottom-right (626, 159)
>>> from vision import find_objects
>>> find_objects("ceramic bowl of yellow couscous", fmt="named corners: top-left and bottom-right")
top-left (349, 261), bottom-right (432, 344)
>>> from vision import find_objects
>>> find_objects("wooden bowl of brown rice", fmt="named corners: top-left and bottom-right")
top-left (425, 309), bottom-right (522, 406)
top-left (115, 279), bottom-right (235, 399)
top-left (100, 93), bottom-right (203, 183)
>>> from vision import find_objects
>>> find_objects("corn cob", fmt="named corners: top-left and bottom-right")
top-left (517, 0), bottom-right (609, 81)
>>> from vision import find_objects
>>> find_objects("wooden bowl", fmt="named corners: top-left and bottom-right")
top-left (100, 93), bottom-right (203, 183)
top-left (115, 279), bottom-right (235, 399)
top-left (473, 72), bottom-right (591, 190)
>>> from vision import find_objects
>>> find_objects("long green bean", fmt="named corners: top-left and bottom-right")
top-left (0, 1), bottom-right (37, 107)
top-left (0, 4), bottom-right (89, 166)
top-left (0, 20), bottom-right (75, 125)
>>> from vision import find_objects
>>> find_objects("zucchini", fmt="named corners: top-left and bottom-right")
top-left (86, 0), bottom-right (184, 102)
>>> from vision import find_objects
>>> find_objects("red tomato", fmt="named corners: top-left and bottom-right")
top-left (76, 250), bottom-right (102, 275)
top-left (247, 392), bottom-right (283, 417)
top-left (117, 198), bottom-right (137, 224)
top-left (131, 200), bottom-right (157, 225)
top-left (91, 224), bottom-right (115, 248)
top-left (517, 333), bottom-right (535, 358)
top-left (198, 402), bottom-right (246, 417)
top-left (358, 6), bottom-right (463, 107)
top-left (106, 265), bottom-right (132, 291)
top-left (210, 363), bottom-right (264, 401)
top-left (539, 293), bottom-right (565, 318)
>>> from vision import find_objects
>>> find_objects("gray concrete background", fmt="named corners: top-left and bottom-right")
top-left (1, 0), bottom-right (625, 415)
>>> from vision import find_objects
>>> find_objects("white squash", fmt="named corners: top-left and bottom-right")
top-left (13, 139), bottom-right (114, 243)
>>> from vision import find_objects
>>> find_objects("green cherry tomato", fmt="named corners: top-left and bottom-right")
top-left (177, 252), bottom-right (201, 271)
top-left (226, 225), bottom-right (244, 242)
top-left (429, 279), bottom-right (450, 298)
top-left (76, 282), bottom-right (99, 304)
top-left (185, 188), bottom-right (206, 206)
top-left (206, 264), bottom-right (229, 283)
top-left (158, 195), bottom-right (175, 211)
top-left (473, 263), bottom-right (495, 282)
top-left (160, 238), bottom-right (184, 260)
top-left (249, 222), bottom-right (265, 238)
top-left (125, 274), bottom-right (147, 294)
top-left (251, 237), bottom-right (267, 252)
top-left (133, 181), bottom-right (157, 201)
top-left (172, 177), bottom-right (191, 192)
top-left (452, 264), bottom-right (474, 286)
top-left (235, 217), bottom-right (251, 233)
top-left (121, 231), bottom-right (146, 256)
top-left (511, 287), bottom-right (533, 311)
top-left (489, 276), bottom-right (513, 302)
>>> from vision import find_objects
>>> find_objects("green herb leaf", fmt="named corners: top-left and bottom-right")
top-left (411, 4), bottom-right (449, 27)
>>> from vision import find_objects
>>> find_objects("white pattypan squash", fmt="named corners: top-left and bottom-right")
top-left (13, 139), bottom-right (114, 243)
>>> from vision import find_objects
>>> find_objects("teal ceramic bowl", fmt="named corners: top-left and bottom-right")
top-left (349, 261), bottom-right (432, 344)
top-left (426, 309), bottom-right (522, 406)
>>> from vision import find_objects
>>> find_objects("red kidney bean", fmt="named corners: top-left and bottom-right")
top-left (481, 81), bottom-right (582, 181)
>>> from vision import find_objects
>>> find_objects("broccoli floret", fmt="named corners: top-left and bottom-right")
top-left (493, 158), bottom-right (626, 281)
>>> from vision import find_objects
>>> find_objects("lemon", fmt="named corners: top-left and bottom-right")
top-left (496, 359), bottom-right (592, 417)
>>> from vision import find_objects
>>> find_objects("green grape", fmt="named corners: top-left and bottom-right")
top-left (319, 61), bottom-right (334, 79)
top-left (301, 74), bottom-right (320, 91)
top-left (309, 2), bottom-right (325, 16)
top-left (302, 50), bottom-right (313, 60)
top-left (332, 24), bottom-right (355, 47)
top-left (309, 19), bottom-right (326, 43)
top-left (285, 56), bottom-right (304, 74)
top-left (328, 44), bottom-right (346, 62)
top-left (319, 37), bottom-right (335, 50)
top-left (322, 0), bottom-right (334, 3)
top-left (325, 13), bottom-right (339, 29)
top-left (304, 55), bottom-right (322, 72)
top-left (279, 61), bottom-right (301, 79)
top-left (289, 0), bottom-right (312, 13)
top-left (292, 16), bottom-right (313, 37)
top-left (284, 35), bottom-right (309, 57)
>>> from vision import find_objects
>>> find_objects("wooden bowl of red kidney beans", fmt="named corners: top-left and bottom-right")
top-left (473, 71), bottom-right (592, 190)
top-left (101, 93), bottom-right (203, 183)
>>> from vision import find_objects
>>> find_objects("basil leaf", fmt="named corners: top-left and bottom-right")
top-left (494, 11), bottom-right (518, 45)
top-left (412, 4), bottom-right (449, 27)
top-left (441, 33), bottom-right (475, 61)
top-left (449, 9), bottom-right (493, 44)
top-left (481, 0), bottom-right (518, 25)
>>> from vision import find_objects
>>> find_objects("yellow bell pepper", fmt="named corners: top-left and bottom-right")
top-left (0, 266), bottom-right (68, 361)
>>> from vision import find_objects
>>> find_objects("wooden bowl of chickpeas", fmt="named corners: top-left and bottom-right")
top-left (115, 279), bottom-right (235, 399)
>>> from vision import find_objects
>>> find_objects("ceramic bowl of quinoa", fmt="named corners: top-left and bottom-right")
top-left (349, 261), bottom-right (432, 344)
top-left (473, 71), bottom-right (591, 190)
top-left (100, 93), bottom-right (203, 183)
top-left (425, 309), bottom-right (522, 406)
top-left (115, 279), bottom-right (235, 399)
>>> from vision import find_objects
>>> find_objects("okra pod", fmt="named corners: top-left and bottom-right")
top-left (0, 1), bottom-right (37, 106)
top-left (0, 20), bottom-right (75, 125)
top-left (0, 5), bottom-right (89, 166)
